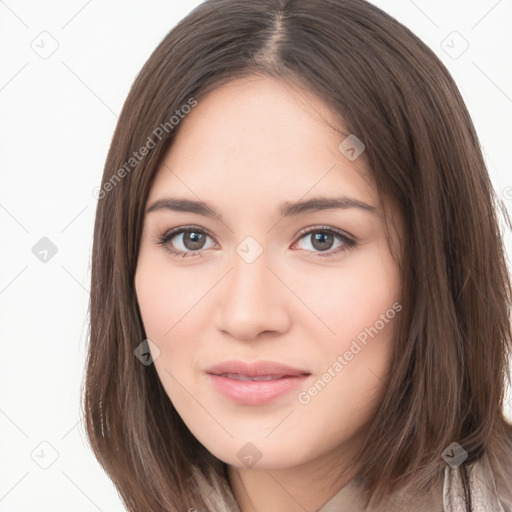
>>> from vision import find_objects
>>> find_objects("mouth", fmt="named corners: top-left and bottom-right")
top-left (215, 373), bottom-right (294, 381)
top-left (206, 360), bottom-right (311, 405)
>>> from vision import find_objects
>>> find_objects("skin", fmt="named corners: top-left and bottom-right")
top-left (135, 75), bottom-right (403, 512)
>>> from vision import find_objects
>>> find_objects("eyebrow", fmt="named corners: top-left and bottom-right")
top-left (146, 195), bottom-right (377, 219)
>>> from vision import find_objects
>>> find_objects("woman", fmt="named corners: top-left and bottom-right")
top-left (84, 0), bottom-right (512, 510)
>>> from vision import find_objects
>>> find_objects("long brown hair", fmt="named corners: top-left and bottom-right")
top-left (83, 0), bottom-right (512, 510)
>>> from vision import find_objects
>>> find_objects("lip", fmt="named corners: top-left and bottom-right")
top-left (206, 359), bottom-right (310, 377)
top-left (206, 359), bottom-right (311, 405)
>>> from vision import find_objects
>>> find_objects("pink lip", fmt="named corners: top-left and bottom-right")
top-left (206, 359), bottom-right (311, 405)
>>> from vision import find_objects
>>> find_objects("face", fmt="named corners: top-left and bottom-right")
top-left (135, 75), bottom-right (402, 472)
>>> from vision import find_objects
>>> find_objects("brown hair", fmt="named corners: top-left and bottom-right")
top-left (83, 0), bottom-right (512, 510)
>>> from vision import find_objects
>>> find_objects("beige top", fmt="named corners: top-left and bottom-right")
top-left (196, 453), bottom-right (512, 511)
top-left (318, 453), bottom-right (512, 512)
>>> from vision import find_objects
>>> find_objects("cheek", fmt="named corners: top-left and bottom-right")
top-left (135, 252), bottom-right (202, 344)
top-left (297, 315), bottom-right (396, 444)
top-left (295, 251), bottom-right (399, 411)
top-left (295, 254), bottom-right (400, 343)
top-left (135, 254), bottom-right (208, 388)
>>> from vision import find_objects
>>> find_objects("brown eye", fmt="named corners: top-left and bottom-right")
top-left (178, 230), bottom-right (208, 250)
top-left (294, 226), bottom-right (356, 258)
top-left (156, 226), bottom-right (216, 258)
top-left (310, 232), bottom-right (335, 251)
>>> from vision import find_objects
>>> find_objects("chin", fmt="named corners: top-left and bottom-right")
top-left (200, 436), bottom-right (310, 470)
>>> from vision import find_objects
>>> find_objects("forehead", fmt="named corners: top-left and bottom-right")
top-left (148, 75), bottom-right (377, 210)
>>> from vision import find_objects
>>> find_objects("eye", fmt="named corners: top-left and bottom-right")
top-left (154, 225), bottom-right (357, 259)
top-left (155, 225), bottom-right (216, 259)
top-left (293, 226), bottom-right (356, 257)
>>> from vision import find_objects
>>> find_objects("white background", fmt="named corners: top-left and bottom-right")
top-left (0, 1), bottom-right (511, 510)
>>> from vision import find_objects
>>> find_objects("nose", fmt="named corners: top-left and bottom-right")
top-left (214, 249), bottom-right (292, 341)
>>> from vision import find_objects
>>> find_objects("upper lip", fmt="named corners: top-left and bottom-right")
top-left (206, 359), bottom-right (311, 377)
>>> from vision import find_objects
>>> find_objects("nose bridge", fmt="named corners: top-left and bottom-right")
top-left (227, 242), bottom-right (275, 311)
top-left (214, 241), bottom-right (290, 339)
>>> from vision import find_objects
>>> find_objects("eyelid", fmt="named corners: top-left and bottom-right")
top-left (155, 224), bottom-right (217, 244)
top-left (295, 224), bottom-right (357, 242)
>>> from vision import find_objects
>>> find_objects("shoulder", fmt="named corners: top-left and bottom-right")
top-left (443, 452), bottom-right (512, 512)
top-left (365, 451), bottom-right (511, 512)
top-left (365, 473), bottom-right (444, 512)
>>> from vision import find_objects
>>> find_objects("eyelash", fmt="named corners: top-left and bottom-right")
top-left (154, 224), bottom-right (357, 259)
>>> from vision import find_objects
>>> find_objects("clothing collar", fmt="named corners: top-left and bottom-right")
top-left (318, 453), bottom-right (509, 512)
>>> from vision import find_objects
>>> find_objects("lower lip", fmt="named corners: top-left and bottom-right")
top-left (207, 374), bottom-right (310, 405)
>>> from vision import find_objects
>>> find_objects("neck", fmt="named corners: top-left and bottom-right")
top-left (227, 439), bottom-right (362, 512)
